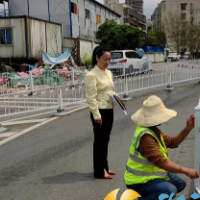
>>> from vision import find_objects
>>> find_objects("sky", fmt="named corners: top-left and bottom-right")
top-left (97, 0), bottom-right (162, 19)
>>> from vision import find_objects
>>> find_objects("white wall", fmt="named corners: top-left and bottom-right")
top-left (0, 18), bottom-right (26, 58)
top-left (28, 18), bottom-right (62, 59)
top-left (0, 17), bottom-right (62, 59)
top-left (144, 53), bottom-right (164, 63)
top-left (28, 19), bottom-right (46, 59)
top-left (80, 39), bottom-right (99, 58)
top-left (46, 23), bottom-right (62, 55)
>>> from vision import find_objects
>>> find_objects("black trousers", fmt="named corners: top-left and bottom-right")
top-left (90, 109), bottom-right (114, 178)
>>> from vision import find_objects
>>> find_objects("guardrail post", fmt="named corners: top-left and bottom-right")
top-left (71, 67), bottom-right (75, 88)
top-left (57, 89), bottom-right (64, 112)
top-left (29, 70), bottom-right (35, 96)
top-left (122, 63), bottom-right (132, 101)
top-left (165, 59), bottom-right (174, 91)
top-left (165, 72), bottom-right (174, 91)
top-left (195, 101), bottom-right (200, 194)
top-left (53, 89), bottom-right (69, 117)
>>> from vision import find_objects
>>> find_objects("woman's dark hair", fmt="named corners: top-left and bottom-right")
top-left (92, 46), bottom-right (111, 67)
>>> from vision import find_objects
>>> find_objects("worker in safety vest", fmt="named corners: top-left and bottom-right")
top-left (124, 95), bottom-right (199, 200)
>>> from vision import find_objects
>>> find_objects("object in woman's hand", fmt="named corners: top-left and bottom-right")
top-left (110, 94), bottom-right (127, 116)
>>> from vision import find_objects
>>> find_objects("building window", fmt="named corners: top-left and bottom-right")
top-left (96, 14), bottom-right (101, 24)
top-left (0, 28), bottom-right (12, 45)
top-left (71, 2), bottom-right (78, 14)
top-left (181, 13), bottom-right (186, 20)
top-left (86, 10), bottom-right (90, 19)
top-left (181, 3), bottom-right (187, 11)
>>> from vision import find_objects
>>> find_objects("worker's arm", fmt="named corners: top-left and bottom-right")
top-left (171, 115), bottom-right (194, 146)
top-left (139, 134), bottom-right (199, 179)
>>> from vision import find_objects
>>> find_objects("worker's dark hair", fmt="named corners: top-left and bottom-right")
top-left (92, 45), bottom-right (111, 67)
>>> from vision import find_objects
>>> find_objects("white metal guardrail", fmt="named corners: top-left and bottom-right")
top-left (1, 63), bottom-right (200, 118)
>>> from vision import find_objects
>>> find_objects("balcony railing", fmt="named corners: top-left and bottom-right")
top-left (124, 8), bottom-right (146, 23)
top-left (124, 17), bottom-right (138, 26)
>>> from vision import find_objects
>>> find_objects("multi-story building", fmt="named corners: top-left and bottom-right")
top-left (152, 0), bottom-right (200, 28)
top-left (125, 0), bottom-right (143, 14)
top-left (8, 0), bottom-right (121, 40)
top-left (151, 0), bottom-right (200, 52)
top-left (104, 0), bottom-right (146, 34)
top-left (151, 0), bottom-right (166, 28)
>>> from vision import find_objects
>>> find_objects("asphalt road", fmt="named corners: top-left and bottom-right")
top-left (0, 78), bottom-right (200, 200)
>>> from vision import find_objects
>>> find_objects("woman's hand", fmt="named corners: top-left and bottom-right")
top-left (186, 115), bottom-right (195, 130)
top-left (95, 118), bottom-right (102, 125)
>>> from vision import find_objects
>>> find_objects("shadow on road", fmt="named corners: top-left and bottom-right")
top-left (42, 172), bottom-right (94, 184)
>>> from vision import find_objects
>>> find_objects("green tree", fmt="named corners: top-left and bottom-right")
top-left (163, 12), bottom-right (189, 53)
top-left (146, 28), bottom-right (158, 45)
top-left (154, 26), bottom-right (166, 47)
top-left (95, 20), bottom-right (143, 50)
top-left (145, 27), bottom-right (166, 46)
top-left (187, 23), bottom-right (200, 53)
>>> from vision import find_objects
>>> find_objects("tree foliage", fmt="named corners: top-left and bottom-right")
top-left (163, 12), bottom-right (200, 53)
top-left (187, 23), bottom-right (200, 53)
top-left (146, 28), bottom-right (158, 45)
top-left (95, 20), bottom-right (143, 50)
top-left (145, 26), bottom-right (166, 47)
top-left (163, 12), bottom-right (189, 52)
top-left (154, 26), bottom-right (167, 47)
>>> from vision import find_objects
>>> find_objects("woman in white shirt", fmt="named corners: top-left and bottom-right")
top-left (85, 46), bottom-right (118, 179)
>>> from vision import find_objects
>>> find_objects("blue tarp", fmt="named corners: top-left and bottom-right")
top-left (42, 50), bottom-right (71, 65)
top-left (142, 46), bottom-right (164, 53)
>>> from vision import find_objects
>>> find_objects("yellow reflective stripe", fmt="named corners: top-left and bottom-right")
top-left (126, 166), bottom-right (168, 177)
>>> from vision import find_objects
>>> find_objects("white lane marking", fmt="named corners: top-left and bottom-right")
top-left (1, 119), bottom-right (48, 126)
top-left (0, 132), bottom-right (17, 138)
top-left (0, 117), bottom-right (58, 147)
top-left (62, 105), bottom-right (88, 115)
top-left (0, 105), bottom-right (88, 146)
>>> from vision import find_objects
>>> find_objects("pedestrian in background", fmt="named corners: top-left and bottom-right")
top-left (85, 46), bottom-right (119, 179)
top-left (124, 95), bottom-right (199, 199)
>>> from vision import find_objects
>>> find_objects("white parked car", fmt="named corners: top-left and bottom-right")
top-left (108, 50), bottom-right (152, 76)
top-left (167, 53), bottom-right (181, 61)
top-left (183, 52), bottom-right (190, 59)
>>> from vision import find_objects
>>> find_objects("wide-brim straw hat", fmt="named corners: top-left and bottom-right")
top-left (131, 95), bottom-right (177, 127)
